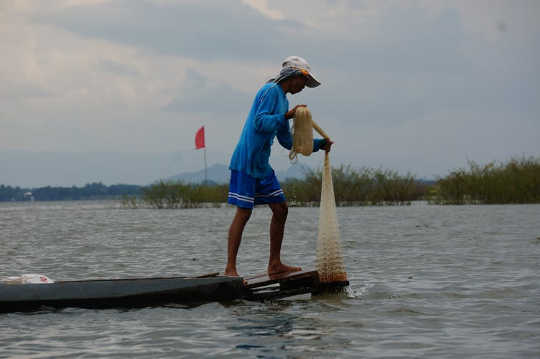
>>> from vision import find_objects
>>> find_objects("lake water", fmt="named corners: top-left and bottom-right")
top-left (1, 201), bottom-right (539, 358)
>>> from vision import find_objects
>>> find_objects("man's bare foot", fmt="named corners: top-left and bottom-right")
top-left (224, 268), bottom-right (239, 277)
top-left (223, 269), bottom-right (248, 285)
top-left (267, 263), bottom-right (302, 276)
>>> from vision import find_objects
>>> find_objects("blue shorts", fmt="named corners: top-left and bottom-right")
top-left (228, 170), bottom-right (286, 209)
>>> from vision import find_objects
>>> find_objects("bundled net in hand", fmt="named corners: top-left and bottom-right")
top-left (290, 107), bottom-right (347, 283)
top-left (289, 107), bottom-right (314, 160)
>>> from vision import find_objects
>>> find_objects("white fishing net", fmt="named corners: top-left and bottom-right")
top-left (290, 107), bottom-right (347, 283)
top-left (316, 152), bottom-right (348, 283)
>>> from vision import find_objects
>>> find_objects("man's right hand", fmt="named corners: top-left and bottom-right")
top-left (322, 139), bottom-right (334, 152)
top-left (285, 104), bottom-right (307, 120)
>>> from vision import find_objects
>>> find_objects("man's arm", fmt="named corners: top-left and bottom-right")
top-left (312, 138), bottom-right (327, 152)
top-left (254, 88), bottom-right (285, 133)
top-left (276, 119), bottom-right (293, 150)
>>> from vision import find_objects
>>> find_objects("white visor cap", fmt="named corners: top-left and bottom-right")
top-left (282, 56), bottom-right (321, 88)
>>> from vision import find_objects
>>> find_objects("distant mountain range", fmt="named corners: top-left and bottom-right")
top-left (165, 163), bottom-right (311, 184)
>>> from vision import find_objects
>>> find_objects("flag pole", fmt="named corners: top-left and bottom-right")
top-left (204, 146), bottom-right (208, 184)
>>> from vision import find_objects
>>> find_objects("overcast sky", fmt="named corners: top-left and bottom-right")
top-left (1, 0), bottom-right (539, 187)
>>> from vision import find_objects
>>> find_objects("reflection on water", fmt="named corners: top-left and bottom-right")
top-left (1, 201), bottom-right (539, 358)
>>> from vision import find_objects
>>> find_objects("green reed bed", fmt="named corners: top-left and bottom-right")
top-left (283, 165), bottom-right (426, 206)
top-left (137, 181), bottom-right (228, 209)
top-left (131, 166), bottom-right (426, 209)
top-left (430, 157), bottom-right (540, 204)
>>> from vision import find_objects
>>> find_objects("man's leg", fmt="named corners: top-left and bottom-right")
top-left (225, 207), bottom-right (252, 276)
top-left (267, 201), bottom-right (301, 275)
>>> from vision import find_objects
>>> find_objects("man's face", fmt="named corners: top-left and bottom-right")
top-left (289, 76), bottom-right (307, 94)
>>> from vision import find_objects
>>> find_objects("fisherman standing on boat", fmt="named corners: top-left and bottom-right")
top-left (225, 56), bottom-right (333, 277)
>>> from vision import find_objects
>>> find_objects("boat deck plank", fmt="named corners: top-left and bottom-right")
top-left (245, 270), bottom-right (319, 289)
top-left (244, 270), bottom-right (320, 301)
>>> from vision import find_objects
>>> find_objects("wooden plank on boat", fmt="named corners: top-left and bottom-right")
top-left (244, 270), bottom-right (320, 301)
top-left (245, 270), bottom-right (319, 289)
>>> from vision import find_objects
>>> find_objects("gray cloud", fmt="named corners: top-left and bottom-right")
top-left (163, 68), bottom-right (250, 114)
top-left (98, 60), bottom-right (140, 77)
top-left (35, 0), bottom-right (469, 74)
top-left (43, 0), bottom-right (535, 124)
top-left (36, 0), bottom-right (305, 61)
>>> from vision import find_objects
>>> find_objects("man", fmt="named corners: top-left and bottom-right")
top-left (225, 56), bottom-right (333, 277)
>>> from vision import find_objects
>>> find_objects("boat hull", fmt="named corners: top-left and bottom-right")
top-left (0, 276), bottom-right (247, 313)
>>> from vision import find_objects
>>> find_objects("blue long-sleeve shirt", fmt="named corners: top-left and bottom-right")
top-left (229, 82), bottom-right (326, 178)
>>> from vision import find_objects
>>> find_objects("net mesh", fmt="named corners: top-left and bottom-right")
top-left (316, 152), bottom-right (348, 282)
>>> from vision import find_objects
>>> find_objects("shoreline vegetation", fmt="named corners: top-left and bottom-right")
top-left (430, 157), bottom-right (540, 205)
top-left (135, 165), bottom-right (428, 209)
top-left (1, 157), bottom-right (538, 208)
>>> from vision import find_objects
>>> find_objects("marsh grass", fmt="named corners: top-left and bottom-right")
top-left (121, 195), bottom-right (138, 209)
top-left (138, 156), bottom-right (539, 208)
top-left (136, 166), bottom-right (426, 209)
top-left (430, 156), bottom-right (540, 204)
top-left (141, 181), bottom-right (228, 209)
top-left (283, 165), bottom-right (425, 206)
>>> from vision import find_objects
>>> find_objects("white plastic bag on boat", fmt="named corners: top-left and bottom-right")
top-left (1, 274), bottom-right (55, 284)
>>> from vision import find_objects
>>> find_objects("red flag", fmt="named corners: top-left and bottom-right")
top-left (195, 126), bottom-right (205, 149)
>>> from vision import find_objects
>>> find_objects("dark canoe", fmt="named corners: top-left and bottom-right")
top-left (0, 270), bottom-right (342, 313)
top-left (0, 276), bottom-right (247, 313)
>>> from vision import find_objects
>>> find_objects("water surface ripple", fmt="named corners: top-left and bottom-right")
top-left (1, 201), bottom-right (539, 358)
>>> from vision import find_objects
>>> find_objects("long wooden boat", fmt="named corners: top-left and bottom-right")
top-left (0, 275), bottom-right (247, 313)
top-left (0, 270), bottom-right (344, 313)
